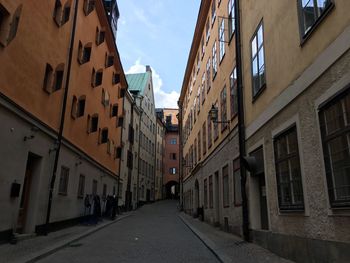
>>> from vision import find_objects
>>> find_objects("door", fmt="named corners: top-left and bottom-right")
top-left (17, 159), bottom-right (34, 233)
top-left (214, 171), bottom-right (220, 224)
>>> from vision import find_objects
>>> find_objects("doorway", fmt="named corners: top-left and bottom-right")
top-left (214, 171), bottom-right (220, 225)
top-left (17, 153), bottom-right (41, 234)
top-left (250, 147), bottom-right (269, 230)
top-left (194, 180), bottom-right (199, 216)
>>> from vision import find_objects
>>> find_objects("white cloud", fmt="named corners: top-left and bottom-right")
top-left (126, 60), bottom-right (179, 108)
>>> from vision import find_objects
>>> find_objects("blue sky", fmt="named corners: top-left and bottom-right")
top-left (116, 0), bottom-right (201, 108)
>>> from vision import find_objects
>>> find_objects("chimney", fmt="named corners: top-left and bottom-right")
top-left (146, 65), bottom-right (152, 73)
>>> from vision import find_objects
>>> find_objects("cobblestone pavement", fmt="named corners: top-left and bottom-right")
top-left (37, 200), bottom-right (219, 263)
top-left (179, 213), bottom-right (294, 263)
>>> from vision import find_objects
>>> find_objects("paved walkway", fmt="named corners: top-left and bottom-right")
top-left (179, 213), bottom-right (294, 263)
top-left (0, 214), bottom-right (132, 263)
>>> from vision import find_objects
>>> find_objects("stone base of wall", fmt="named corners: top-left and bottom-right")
top-left (251, 230), bottom-right (350, 263)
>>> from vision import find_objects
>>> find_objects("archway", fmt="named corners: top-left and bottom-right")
top-left (165, 180), bottom-right (179, 199)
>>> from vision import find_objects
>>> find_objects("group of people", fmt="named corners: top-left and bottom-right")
top-left (83, 194), bottom-right (118, 224)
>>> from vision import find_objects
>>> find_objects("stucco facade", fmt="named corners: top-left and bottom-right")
top-left (0, 0), bottom-right (127, 242)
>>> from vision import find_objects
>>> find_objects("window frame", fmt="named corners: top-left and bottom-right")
top-left (222, 165), bottom-right (229, 208)
top-left (273, 125), bottom-right (305, 211)
top-left (250, 20), bottom-right (266, 101)
top-left (297, 0), bottom-right (334, 44)
top-left (58, 166), bottom-right (69, 195)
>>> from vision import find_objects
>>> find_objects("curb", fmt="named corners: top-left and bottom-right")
top-left (178, 213), bottom-right (231, 263)
top-left (25, 214), bottom-right (132, 263)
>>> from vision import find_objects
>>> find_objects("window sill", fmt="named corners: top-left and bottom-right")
top-left (300, 3), bottom-right (335, 47)
top-left (252, 84), bottom-right (266, 103)
top-left (278, 208), bottom-right (305, 216)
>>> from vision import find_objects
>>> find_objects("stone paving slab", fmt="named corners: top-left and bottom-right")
top-left (0, 214), bottom-right (132, 263)
top-left (179, 213), bottom-right (294, 263)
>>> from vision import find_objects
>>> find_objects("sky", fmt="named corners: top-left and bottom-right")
top-left (116, 0), bottom-right (201, 108)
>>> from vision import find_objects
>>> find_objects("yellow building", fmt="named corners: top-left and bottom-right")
top-left (240, 0), bottom-right (350, 261)
top-left (179, 0), bottom-right (242, 235)
top-left (0, 0), bottom-right (127, 241)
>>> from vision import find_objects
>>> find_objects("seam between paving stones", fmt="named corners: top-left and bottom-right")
top-left (25, 214), bottom-right (132, 263)
top-left (178, 214), bottom-right (228, 263)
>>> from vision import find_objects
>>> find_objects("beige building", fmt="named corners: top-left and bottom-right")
top-left (0, 0), bottom-right (127, 242)
top-left (179, 0), bottom-right (242, 235)
top-left (126, 66), bottom-right (157, 205)
top-left (240, 0), bottom-right (350, 261)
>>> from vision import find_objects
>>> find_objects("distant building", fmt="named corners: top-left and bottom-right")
top-left (155, 115), bottom-right (165, 200)
top-left (0, 0), bottom-right (126, 241)
top-left (156, 108), bottom-right (180, 199)
top-left (126, 66), bottom-right (156, 204)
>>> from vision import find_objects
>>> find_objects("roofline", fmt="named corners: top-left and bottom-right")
top-left (178, 0), bottom-right (211, 106)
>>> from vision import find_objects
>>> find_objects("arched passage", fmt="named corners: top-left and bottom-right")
top-left (165, 180), bottom-right (179, 199)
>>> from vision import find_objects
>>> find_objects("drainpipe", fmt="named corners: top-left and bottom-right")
top-left (235, 0), bottom-right (250, 242)
top-left (45, 0), bottom-right (80, 234)
top-left (135, 95), bottom-right (144, 207)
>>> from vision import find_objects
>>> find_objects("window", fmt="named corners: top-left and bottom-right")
top-left (233, 159), bottom-right (242, 206)
top-left (92, 179), bottom-right (98, 195)
top-left (201, 36), bottom-right (205, 59)
top-left (213, 101), bottom-right (219, 140)
top-left (83, 0), bottom-right (95, 16)
top-left (201, 74), bottom-right (206, 104)
top-left (170, 138), bottom-right (177, 145)
top-left (7, 5), bottom-right (22, 44)
top-left (111, 104), bottom-right (118, 117)
top-left (230, 67), bottom-right (238, 118)
top-left (101, 89), bottom-right (110, 107)
top-left (219, 19), bottom-right (225, 61)
top-left (61, 1), bottom-right (71, 25)
top-left (223, 165), bottom-right (229, 207)
top-left (298, 0), bottom-right (333, 37)
top-left (209, 175), bottom-right (213, 208)
top-left (198, 131), bottom-right (201, 161)
top-left (112, 72), bottom-right (120, 85)
top-left (0, 4), bottom-right (10, 46)
top-left (207, 113), bottom-right (212, 148)
top-left (100, 128), bottom-right (108, 144)
top-left (96, 27), bottom-right (105, 45)
top-left (53, 64), bottom-right (65, 92)
top-left (202, 121), bottom-right (207, 155)
top-left (251, 22), bottom-right (265, 98)
top-left (43, 64), bottom-right (54, 93)
top-left (92, 68), bottom-right (103, 87)
top-left (78, 41), bottom-right (92, 64)
top-left (58, 166), bottom-right (69, 195)
top-left (212, 41), bottom-right (217, 78)
top-left (220, 86), bottom-right (228, 131)
top-left (103, 184), bottom-right (107, 198)
top-left (228, 0), bottom-right (235, 38)
top-left (53, 0), bottom-right (62, 26)
top-left (127, 150), bottom-right (133, 169)
top-left (204, 179), bottom-right (208, 209)
top-left (211, 0), bottom-right (216, 25)
top-left (77, 174), bottom-right (85, 198)
top-left (319, 90), bottom-right (350, 207)
top-left (206, 59), bottom-right (211, 93)
top-left (205, 19), bottom-right (210, 43)
top-left (88, 114), bottom-right (98, 133)
top-left (117, 117), bottom-right (124, 127)
top-left (119, 88), bottom-right (126, 98)
top-left (170, 153), bottom-right (177, 160)
top-left (115, 147), bottom-right (122, 159)
top-left (274, 126), bottom-right (304, 210)
top-left (169, 168), bottom-right (176, 174)
top-left (71, 96), bottom-right (77, 118)
top-left (76, 96), bottom-right (86, 117)
top-left (105, 53), bottom-right (114, 68)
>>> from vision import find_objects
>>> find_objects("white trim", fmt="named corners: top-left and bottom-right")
top-left (246, 24), bottom-right (350, 139)
top-left (314, 72), bottom-right (350, 216)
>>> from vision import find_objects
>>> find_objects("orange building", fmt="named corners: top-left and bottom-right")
top-left (0, 0), bottom-right (127, 242)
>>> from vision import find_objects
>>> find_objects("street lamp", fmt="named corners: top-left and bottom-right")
top-left (209, 104), bottom-right (230, 124)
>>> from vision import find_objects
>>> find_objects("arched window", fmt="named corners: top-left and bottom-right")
top-left (83, 0), bottom-right (95, 16)
top-left (99, 127), bottom-right (108, 144)
top-left (96, 27), bottom-right (105, 45)
top-left (7, 4), bottom-right (22, 44)
top-left (43, 63), bottom-right (54, 93)
top-left (87, 113), bottom-right (98, 133)
top-left (92, 68), bottom-right (103, 87)
top-left (53, 63), bottom-right (65, 91)
top-left (101, 89), bottom-right (109, 107)
top-left (105, 52), bottom-right (114, 68)
top-left (53, 0), bottom-right (62, 26)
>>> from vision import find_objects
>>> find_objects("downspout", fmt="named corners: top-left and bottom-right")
top-left (45, 0), bottom-right (80, 234)
top-left (235, 0), bottom-right (249, 242)
top-left (136, 96), bottom-right (144, 207)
